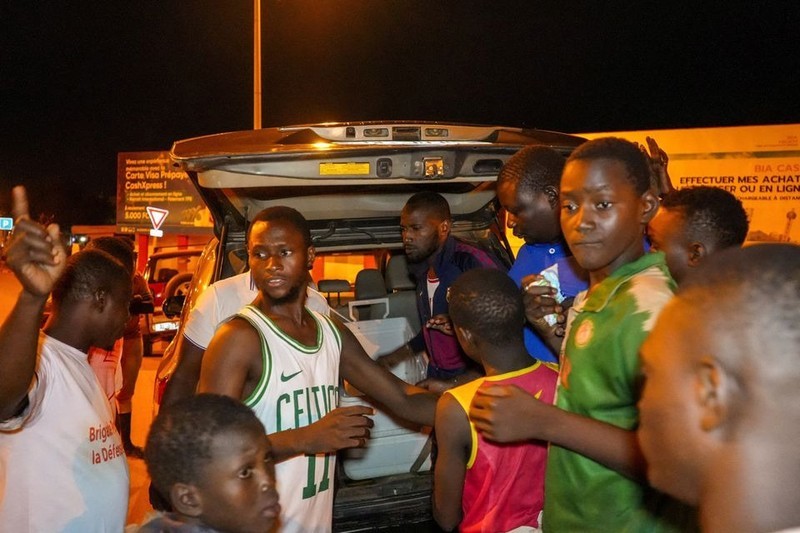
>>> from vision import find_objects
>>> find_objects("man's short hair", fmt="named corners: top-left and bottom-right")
top-left (660, 186), bottom-right (749, 248)
top-left (678, 244), bottom-right (800, 404)
top-left (145, 394), bottom-right (266, 497)
top-left (247, 206), bottom-right (312, 248)
top-left (567, 137), bottom-right (651, 195)
top-left (51, 248), bottom-right (131, 306)
top-left (85, 236), bottom-right (135, 273)
top-left (403, 191), bottom-right (451, 221)
top-left (498, 146), bottom-right (566, 195)
top-left (448, 268), bottom-right (524, 345)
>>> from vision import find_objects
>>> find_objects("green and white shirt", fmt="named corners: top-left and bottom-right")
top-left (237, 305), bottom-right (342, 533)
top-left (544, 252), bottom-right (695, 532)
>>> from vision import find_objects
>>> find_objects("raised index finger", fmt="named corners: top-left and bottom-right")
top-left (11, 186), bottom-right (30, 221)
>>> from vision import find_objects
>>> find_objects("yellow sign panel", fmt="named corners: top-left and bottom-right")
top-left (319, 162), bottom-right (371, 176)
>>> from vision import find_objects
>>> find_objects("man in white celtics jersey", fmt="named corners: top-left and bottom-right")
top-left (161, 270), bottom-right (329, 409)
top-left (199, 206), bottom-right (438, 533)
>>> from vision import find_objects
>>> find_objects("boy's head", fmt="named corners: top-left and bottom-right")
top-left (638, 243), bottom-right (800, 505)
top-left (497, 146), bottom-right (566, 244)
top-left (85, 236), bottom-right (136, 275)
top-left (560, 137), bottom-right (659, 281)
top-left (248, 206), bottom-right (313, 249)
top-left (448, 268), bottom-right (525, 360)
top-left (647, 186), bottom-right (749, 284)
top-left (51, 248), bottom-right (132, 348)
top-left (145, 394), bottom-right (280, 533)
top-left (401, 191), bottom-right (451, 264)
top-left (248, 206), bottom-right (315, 306)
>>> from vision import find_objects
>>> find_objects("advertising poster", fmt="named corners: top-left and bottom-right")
top-left (116, 151), bottom-right (213, 234)
top-left (580, 124), bottom-right (800, 243)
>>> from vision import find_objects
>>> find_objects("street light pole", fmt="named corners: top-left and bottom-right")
top-left (253, 0), bottom-right (262, 129)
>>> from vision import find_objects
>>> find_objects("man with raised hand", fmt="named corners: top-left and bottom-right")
top-left (0, 186), bottom-right (132, 532)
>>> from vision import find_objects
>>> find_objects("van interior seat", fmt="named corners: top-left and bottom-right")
top-left (384, 255), bottom-right (421, 335)
top-left (384, 254), bottom-right (415, 292)
top-left (227, 247), bottom-right (249, 276)
top-left (351, 269), bottom-right (388, 320)
top-left (355, 269), bottom-right (387, 300)
top-left (317, 279), bottom-right (351, 308)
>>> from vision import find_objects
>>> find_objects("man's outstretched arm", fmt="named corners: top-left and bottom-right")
top-left (338, 316), bottom-right (438, 427)
top-left (160, 334), bottom-right (205, 408)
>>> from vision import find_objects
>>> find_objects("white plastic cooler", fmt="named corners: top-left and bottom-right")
top-left (341, 316), bottom-right (433, 480)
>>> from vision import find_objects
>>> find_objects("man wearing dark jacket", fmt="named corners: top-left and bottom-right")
top-left (380, 191), bottom-right (505, 392)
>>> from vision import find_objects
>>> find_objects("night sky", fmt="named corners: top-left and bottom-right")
top-left (2, 1), bottom-right (799, 227)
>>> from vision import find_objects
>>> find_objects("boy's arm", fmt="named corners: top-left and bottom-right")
top-left (375, 342), bottom-right (416, 369)
top-left (0, 187), bottom-right (66, 421)
top-left (198, 318), bottom-right (374, 462)
top-left (133, 272), bottom-right (153, 302)
top-left (337, 316), bottom-right (438, 426)
top-left (470, 385), bottom-right (647, 481)
top-left (197, 318), bottom-right (258, 400)
top-left (432, 393), bottom-right (470, 532)
top-left (162, 283), bottom-right (222, 407)
top-left (160, 334), bottom-right (205, 408)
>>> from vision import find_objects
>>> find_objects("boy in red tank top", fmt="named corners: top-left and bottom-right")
top-left (432, 268), bottom-right (557, 532)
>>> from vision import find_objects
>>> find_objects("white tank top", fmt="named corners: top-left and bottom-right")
top-left (237, 304), bottom-right (342, 533)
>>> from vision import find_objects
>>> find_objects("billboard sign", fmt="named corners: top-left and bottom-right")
top-left (116, 151), bottom-right (213, 234)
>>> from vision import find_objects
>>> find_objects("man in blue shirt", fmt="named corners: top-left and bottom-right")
top-left (497, 146), bottom-right (588, 363)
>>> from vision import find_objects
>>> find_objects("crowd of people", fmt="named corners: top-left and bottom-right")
top-left (0, 135), bottom-right (797, 533)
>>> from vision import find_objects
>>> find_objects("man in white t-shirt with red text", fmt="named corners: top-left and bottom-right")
top-left (0, 186), bottom-right (131, 532)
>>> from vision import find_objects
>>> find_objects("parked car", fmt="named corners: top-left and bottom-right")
top-left (141, 248), bottom-right (203, 356)
top-left (156, 122), bottom-right (586, 531)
